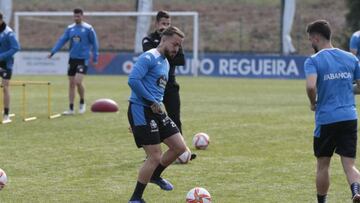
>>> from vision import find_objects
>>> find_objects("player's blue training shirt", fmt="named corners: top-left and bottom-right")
top-left (350, 31), bottom-right (360, 59)
top-left (0, 24), bottom-right (20, 69)
top-left (304, 48), bottom-right (360, 137)
top-left (128, 48), bottom-right (169, 107)
top-left (50, 22), bottom-right (98, 64)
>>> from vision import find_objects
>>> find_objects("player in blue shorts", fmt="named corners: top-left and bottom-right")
top-left (127, 26), bottom-right (186, 203)
top-left (305, 20), bottom-right (360, 203)
top-left (48, 8), bottom-right (98, 115)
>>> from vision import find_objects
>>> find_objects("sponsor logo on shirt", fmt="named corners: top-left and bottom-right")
top-left (324, 72), bottom-right (352, 81)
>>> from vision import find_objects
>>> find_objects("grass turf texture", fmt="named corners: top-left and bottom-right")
top-left (0, 75), bottom-right (356, 202)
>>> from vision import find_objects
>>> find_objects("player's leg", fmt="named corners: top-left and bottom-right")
top-left (75, 73), bottom-right (86, 114)
top-left (163, 84), bottom-right (196, 160)
top-left (341, 157), bottom-right (360, 202)
top-left (149, 132), bottom-right (186, 191)
top-left (63, 60), bottom-right (77, 115)
top-left (62, 76), bottom-right (76, 115)
top-left (75, 62), bottom-right (87, 114)
top-left (314, 123), bottom-right (336, 203)
top-left (1, 78), bottom-right (10, 121)
top-left (161, 132), bottom-right (187, 166)
top-left (336, 120), bottom-right (360, 202)
top-left (128, 103), bottom-right (164, 201)
top-left (129, 144), bottom-right (162, 202)
top-left (316, 157), bottom-right (331, 203)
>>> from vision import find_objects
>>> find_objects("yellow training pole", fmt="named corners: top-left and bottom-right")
top-left (47, 82), bottom-right (61, 119)
top-left (22, 83), bottom-right (36, 122)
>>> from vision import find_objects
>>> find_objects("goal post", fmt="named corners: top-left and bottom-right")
top-left (14, 11), bottom-right (200, 76)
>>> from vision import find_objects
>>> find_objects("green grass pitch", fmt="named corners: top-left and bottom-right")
top-left (0, 75), bottom-right (357, 202)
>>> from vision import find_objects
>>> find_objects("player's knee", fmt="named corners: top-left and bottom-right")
top-left (148, 153), bottom-right (161, 164)
top-left (69, 81), bottom-right (76, 88)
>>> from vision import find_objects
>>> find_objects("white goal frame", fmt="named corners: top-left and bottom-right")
top-left (14, 11), bottom-right (200, 76)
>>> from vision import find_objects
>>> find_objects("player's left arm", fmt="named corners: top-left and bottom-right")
top-left (304, 58), bottom-right (317, 111)
top-left (89, 27), bottom-right (99, 63)
top-left (0, 32), bottom-right (20, 60)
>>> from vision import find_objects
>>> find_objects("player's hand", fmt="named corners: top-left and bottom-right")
top-left (128, 126), bottom-right (133, 133)
top-left (151, 102), bottom-right (163, 114)
top-left (47, 53), bottom-right (53, 59)
top-left (310, 103), bottom-right (316, 111)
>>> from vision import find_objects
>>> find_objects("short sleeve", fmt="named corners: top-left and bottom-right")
top-left (304, 57), bottom-right (317, 77)
top-left (129, 53), bottom-right (153, 79)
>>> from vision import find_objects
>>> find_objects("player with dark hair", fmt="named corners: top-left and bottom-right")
top-left (48, 8), bottom-right (98, 115)
top-left (305, 19), bottom-right (360, 203)
top-left (0, 12), bottom-right (20, 123)
top-left (127, 26), bottom-right (187, 203)
top-left (142, 10), bottom-right (196, 160)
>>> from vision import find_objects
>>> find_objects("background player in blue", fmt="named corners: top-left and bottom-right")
top-left (127, 26), bottom-right (186, 203)
top-left (48, 8), bottom-right (98, 115)
top-left (305, 20), bottom-right (360, 203)
top-left (350, 29), bottom-right (360, 59)
top-left (0, 12), bottom-right (20, 123)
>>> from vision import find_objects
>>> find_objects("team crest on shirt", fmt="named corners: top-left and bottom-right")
top-left (150, 120), bottom-right (158, 132)
top-left (157, 75), bottom-right (167, 89)
top-left (72, 35), bottom-right (81, 42)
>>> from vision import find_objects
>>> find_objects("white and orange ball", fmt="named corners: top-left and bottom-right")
top-left (186, 187), bottom-right (212, 203)
top-left (175, 147), bottom-right (192, 164)
top-left (193, 132), bottom-right (210, 150)
top-left (0, 168), bottom-right (7, 190)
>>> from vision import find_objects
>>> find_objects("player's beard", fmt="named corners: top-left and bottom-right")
top-left (312, 44), bottom-right (319, 53)
top-left (164, 48), bottom-right (176, 59)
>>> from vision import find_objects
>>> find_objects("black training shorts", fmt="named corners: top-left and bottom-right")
top-left (68, 58), bottom-right (87, 76)
top-left (0, 61), bottom-right (11, 80)
top-left (314, 119), bottom-right (357, 158)
top-left (127, 102), bottom-right (180, 148)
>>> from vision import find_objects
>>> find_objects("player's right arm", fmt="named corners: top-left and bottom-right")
top-left (142, 37), bottom-right (155, 52)
top-left (350, 33), bottom-right (359, 56)
top-left (128, 54), bottom-right (157, 105)
top-left (0, 32), bottom-right (20, 60)
top-left (48, 28), bottom-right (70, 58)
top-left (304, 58), bottom-right (317, 111)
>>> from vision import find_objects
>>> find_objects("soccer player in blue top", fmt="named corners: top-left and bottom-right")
top-left (48, 8), bottom-right (98, 115)
top-left (305, 20), bottom-right (360, 203)
top-left (350, 29), bottom-right (360, 59)
top-left (0, 12), bottom-right (20, 123)
top-left (127, 26), bottom-right (186, 203)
